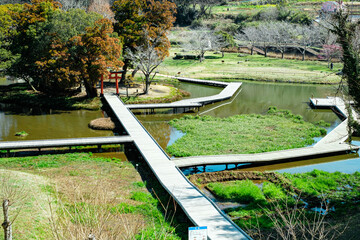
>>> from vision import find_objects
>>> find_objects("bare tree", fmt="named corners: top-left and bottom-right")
top-left (58, 0), bottom-right (90, 10)
top-left (182, 27), bottom-right (221, 62)
top-left (125, 31), bottom-right (168, 95)
top-left (268, 21), bottom-right (295, 59)
top-left (235, 27), bottom-right (260, 55)
top-left (87, 0), bottom-right (114, 19)
top-left (294, 25), bottom-right (322, 61)
top-left (0, 172), bottom-right (27, 240)
top-left (249, 197), bottom-right (344, 240)
top-left (258, 23), bottom-right (274, 57)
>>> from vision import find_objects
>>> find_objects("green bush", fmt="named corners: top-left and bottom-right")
top-left (262, 182), bottom-right (287, 200)
top-left (207, 180), bottom-right (266, 203)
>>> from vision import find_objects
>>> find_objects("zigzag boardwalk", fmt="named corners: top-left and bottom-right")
top-left (125, 78), bottom-right (242, 111)
top-left (104, 93), bottom-right (251, 240)
top-left (172, 143), bottom-right (359, 168)
top-left (310, 97), bottom-right (359, 146)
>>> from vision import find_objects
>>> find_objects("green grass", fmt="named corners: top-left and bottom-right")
top-left (159, 50), bottom-right (341, 84)
top-left (167, 107), bottom-right (327, 157)
top-left (262, 182), bottom-right (287, 200)
top-left (203, 170), bottom-right (360, 232)
top-left (208, 180), bottom-right (266, 203)
top-left (0, 153), bottom-right (183, 239)
top-left (283, 170), bottom-right (360, 202)
top-left (0, 153), bottom-right (114, 169)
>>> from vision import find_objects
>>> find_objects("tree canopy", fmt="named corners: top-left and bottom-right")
top-left (1, 0), bottom-right (122, 97)
top-left (111, 0), bottom-right (176, 81)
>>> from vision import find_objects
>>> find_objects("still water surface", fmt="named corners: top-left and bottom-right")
top-left (0, 105), bottom-right (112, 141)
top-left (1, 80), bottom-right (359, 173)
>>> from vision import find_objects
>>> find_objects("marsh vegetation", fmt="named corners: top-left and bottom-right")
top-left (167, 107), bottom-right (327, 157)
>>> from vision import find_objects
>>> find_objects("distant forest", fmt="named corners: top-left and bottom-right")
top-left (0, 0), bottom-right (114, 11)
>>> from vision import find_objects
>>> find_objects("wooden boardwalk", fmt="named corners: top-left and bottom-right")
top-left (176, 77), bottom-right (230, 87)
top-left (0, 136), bottom-right (133, 152)
top-left (104, 93), bottom-right (251, 240)
top-left (173, 143), bottom-right (359, 168)
top-left (310, 97), bottom-right (359, 146)
top-left (126, 78), bottom-right (242, 110)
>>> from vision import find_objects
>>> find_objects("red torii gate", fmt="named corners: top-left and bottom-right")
top-left (100, 70), bottom-right (123, 95)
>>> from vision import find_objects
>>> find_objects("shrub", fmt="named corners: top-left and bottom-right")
top-left (207, 180), bottom-right (266, 203)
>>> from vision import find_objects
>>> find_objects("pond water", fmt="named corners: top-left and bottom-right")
top-left (141, 81), bottom-right (340, 149)
top-left (0, 76), bottom-right (25, 86)
top-left (0, 104), bottom-right (113, 141)
top-left (1, 80), bottom-right (358, 173)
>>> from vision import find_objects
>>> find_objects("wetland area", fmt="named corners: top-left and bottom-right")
top-left (2, 80), bottom-right (359, 173)
top-left (1, 78), bottom-right (360, 239)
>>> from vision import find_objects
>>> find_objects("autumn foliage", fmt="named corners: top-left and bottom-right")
top-left (4, 0), bottom-right (123, 97)
top-left (1, 0), bottom-right (176, 97)
top-left (70, 18), bottom-right (123, 97)
top-left (111, 0), bottom-right (176, 81)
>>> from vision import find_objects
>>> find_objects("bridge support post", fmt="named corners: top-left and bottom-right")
top-left (225, 164), bottom-right (228, 170)
top-left (6, 150), bottom-right (10, 157)
top-left (100, 75), bottom-right (104, 96)
top-left (115, 78), bottom-right (119, 95)
top-left (203, 165), bottom-right (206, 172)
top-left (38, 148), bottom-right (41, 152)
top-left (97, 145), bottom-right (102, 152)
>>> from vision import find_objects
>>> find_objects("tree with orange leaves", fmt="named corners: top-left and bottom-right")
top-left (70, 18), bottom-right (123, 97)
top-left (111, 0), bottom-right (176, 82)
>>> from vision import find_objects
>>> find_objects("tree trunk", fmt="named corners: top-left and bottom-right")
top-left (281, 51), bottom-right (284, 59)
top-left (121, 59), bottom-right (130, 84)
top-left (131, 66), bottom-right (139, 78)
top-left (250, 47), bottom-right (254, 55)
top-left (23, 76), bottom-right (38, 92)
top-left (144, 75), bottom-right (150, 95)
top-left (2, 199), bottom-right (12, 240)
top-left (264, 47), bottom-right (268, 57)
top-left (84, 80), bottom-right (98, 98)
top-left (302, 52), bottom-right (305, 61)
top-left (199, 52), bottom-right (205, 62)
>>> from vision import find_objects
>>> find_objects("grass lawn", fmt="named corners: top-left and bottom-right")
top-left (167, 107), bottom-right (327, 157)
top-left (158, 49), bottom-right (341, 84)
top-left (0, 153), bottom-right (182, 239)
